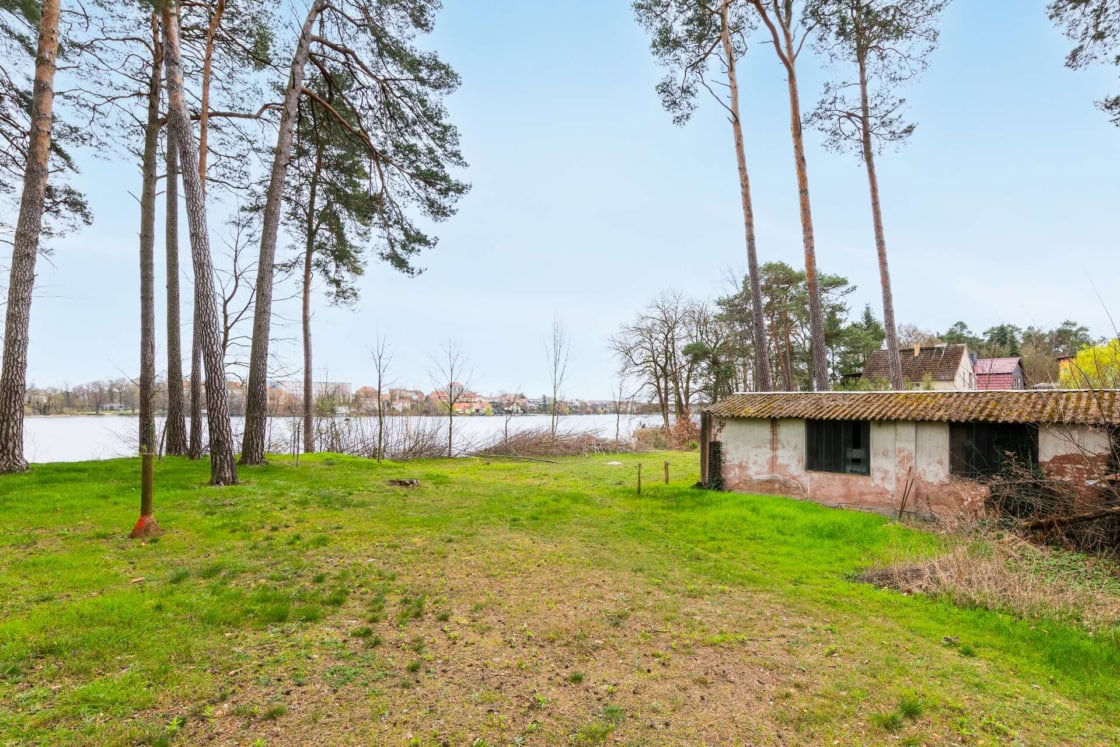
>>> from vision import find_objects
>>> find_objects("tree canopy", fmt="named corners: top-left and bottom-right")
top-left (1059, 338), bottom-right (1120, 388)
top-left (1050, 0), bottom-right (1120, 125)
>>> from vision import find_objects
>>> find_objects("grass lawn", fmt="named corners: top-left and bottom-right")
top-left (1, 452), bottom-right (1119, 746)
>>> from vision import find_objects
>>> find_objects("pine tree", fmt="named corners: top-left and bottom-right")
top-left (282, 74), bottom-right (380, 453)
top-left (161, 0), bottom-right (237, 485)
top-left (1050, 0), bottom-right (1120, 125)
top-left (0, 0), bottom-right (72, 472)
top-left (747, 0), bottom-right (830, 390)
top-left (808, 0), bottom-right (948, 390)
top-left (634, 0), bottom-right (773, 392)
top-left (240, 0), bottom-right (467, 465)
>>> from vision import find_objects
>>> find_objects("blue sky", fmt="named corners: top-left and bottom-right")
top-left (18, 0), bottom-right (1120, 398)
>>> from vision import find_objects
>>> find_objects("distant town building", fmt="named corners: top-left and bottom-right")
top-left (270, 380), bottom-right (352, 400)
top-left (388, 389), bottom-right (425, 413)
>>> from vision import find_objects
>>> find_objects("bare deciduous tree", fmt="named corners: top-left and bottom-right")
top-left (547, 317), bottom-right (569, 438)
top-left (370, 332), bottom-right (391, 463)
top-left (431, 339), bottom-right (471, 459)
top-left (610, 292), bottom-right (702, 428)
top-left (214, 206), bottom-right (259, 373)
top-left (613, 376), bottom-right (635, 444)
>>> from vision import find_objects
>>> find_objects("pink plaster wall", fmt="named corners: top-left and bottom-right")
top-left (714, 417), bottom-right (1037, 518)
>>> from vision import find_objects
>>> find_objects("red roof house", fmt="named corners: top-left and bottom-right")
top-left (974, 357), bottom-right (1025, 390)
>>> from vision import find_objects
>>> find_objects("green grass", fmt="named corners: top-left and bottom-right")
top-left (0, 452), bottom-right (1118, 744)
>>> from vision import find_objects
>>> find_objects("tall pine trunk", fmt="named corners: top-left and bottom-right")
top-left (133, 17), bottom-right (162, 537)
top-left (0, 0), bottom-right (61, 473)
top-left (858, 56), bottom-right (903, 390)
top-left (720, 0), bottom-right (771, 393)
top-left (780, 28), bottom-right (828, 391)
top-left (182, 0), bottom-right (226, 459)
top-left (197, 0), bottom-right (225, 190)
top-left (241, 0), bottom-right (326, 465)
top-left (164, 134), bottom-right (188, 454)
top-left (753, 1), bottom-right (829, 391)
top-left (161, 2), bottom-right (237, 485)
top-left (301, 238), bottom-right (315, 454)
top-left (188, 316), bottom-right (203, 458)
top-left (301, 141), bottom-right (322, 455)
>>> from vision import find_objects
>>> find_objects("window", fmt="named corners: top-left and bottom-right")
top-left (806, 420), bottom-right (871, 475)
top-left (949, 422), bottom-right (1038, 478)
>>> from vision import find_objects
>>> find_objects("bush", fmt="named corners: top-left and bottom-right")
top-left (633, 416), bottom-right (699, 452)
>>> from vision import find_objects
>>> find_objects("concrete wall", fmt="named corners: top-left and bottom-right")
top-left (1039, 424), bottom-right (1113, 502)
top-left (714, 416), bottom-right (1112, 517)
top-left (716, 417), bottom-right (980, 515)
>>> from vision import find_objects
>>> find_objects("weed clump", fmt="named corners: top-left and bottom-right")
top-left (397, 594), bottom-right (425, 626)
top-left (872, 711), bottom-right (904, 732)
top-left (367, 592), bottom-right (387, 623)
top-left (262, 704), bottom-right (287, 721)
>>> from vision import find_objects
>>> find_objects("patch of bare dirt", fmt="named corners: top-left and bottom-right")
top-left (174, 535), bottom-right (845, 746)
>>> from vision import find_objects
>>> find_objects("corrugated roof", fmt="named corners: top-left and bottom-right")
top-left (861, 344), bottom-right (968, 383)
top-left (975, 357), bottom-right (1023, 375)
top-left (705, 390), bottom-right (1120, 426)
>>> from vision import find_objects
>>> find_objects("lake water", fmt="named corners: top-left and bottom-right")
top-left (21, 413), bottom-right (660, 463)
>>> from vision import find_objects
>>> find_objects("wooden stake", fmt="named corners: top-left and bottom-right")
top-left (637, 463), bottom-right (642, 495)
top-left (664, 460), bottom-right (670, 484)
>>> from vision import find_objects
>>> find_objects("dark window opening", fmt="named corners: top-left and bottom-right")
top-left (806, 420), bottom-right (871, 476)
top-left (949, 422), bottom-right (1038, 478)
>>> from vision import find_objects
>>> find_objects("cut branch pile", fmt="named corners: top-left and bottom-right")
top-left (985, 459), bottom-right (1120, 554)
top-left (473, 427), bottom-right (639, 459)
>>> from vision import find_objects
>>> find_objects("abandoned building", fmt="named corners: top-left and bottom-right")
top-left (701, 390), bottom-right (1120, 516)
top-left (861, 343), bottom-right (975, 389)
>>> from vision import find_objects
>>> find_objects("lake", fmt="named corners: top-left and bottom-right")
top-left (21, 413), bottom-right (661, 463)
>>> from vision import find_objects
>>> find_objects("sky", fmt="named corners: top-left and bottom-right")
top-left (13, 0), bottom-right (1120, 399)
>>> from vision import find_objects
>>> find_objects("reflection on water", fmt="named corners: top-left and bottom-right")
top-left (22, 413), bottom-right (657, 463)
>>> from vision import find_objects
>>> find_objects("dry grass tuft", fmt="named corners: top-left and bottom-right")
top-left (862, 536), bottom-right (1120, 631)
